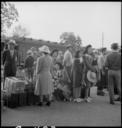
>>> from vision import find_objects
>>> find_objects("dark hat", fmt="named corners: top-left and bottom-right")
top-left (83, 44), bottom-right (92, 54)
top-left (111, 43), bottom-right (119, 50)
top-left (86, 44), bottom-right (92, 49)
top-left (101, 47), bottom-right (107, 53)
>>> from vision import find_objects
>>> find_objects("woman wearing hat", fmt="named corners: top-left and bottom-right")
top-left (2, 40), bottom-right (18, 87)
top-left (34, 45), bottom-right (53, 106)
top-left (83, 45), bottom-right (97, 102)
top-left (72, 50), bottom-right (86, 102)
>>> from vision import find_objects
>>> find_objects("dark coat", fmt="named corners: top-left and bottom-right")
top-left (72, 58), bottom-right (85, 88)
top-left (2, 50), bottom-right (18, 78)
top-left (24, 55), bottom-right (34, 80)
top-left (24, 56), bottom-right (34, 69)
top-left (83, 54), bottom-right (96, 72)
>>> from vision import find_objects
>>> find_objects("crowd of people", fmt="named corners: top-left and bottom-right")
top-left (1, 39), bottom-right (121, 107)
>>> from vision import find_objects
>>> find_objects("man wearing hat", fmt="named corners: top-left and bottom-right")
top-left (105, 43), bottom-right (121, 104)
top-left (2, 40), bottom-right (18, 87)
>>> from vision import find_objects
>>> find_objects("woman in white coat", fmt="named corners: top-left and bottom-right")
top-left (34, 45), bottom-right (53, 106)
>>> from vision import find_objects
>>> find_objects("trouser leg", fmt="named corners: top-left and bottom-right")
top-left (85, 81), bottom-right (91, 99)
top-left (108, 71), bottom-right (114, 102)
top-left (114, 71), bottom-right (121, 101)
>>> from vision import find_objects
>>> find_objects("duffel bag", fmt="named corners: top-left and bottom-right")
top-left (4, 93), bottom-right (19, 108)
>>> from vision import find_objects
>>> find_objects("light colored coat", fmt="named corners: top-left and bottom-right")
top-left (34, 55), bottom-right (53, 96)
top-left (97, 54), bottom-right (106, 70)
top-left (63, 50), bottom-right (73, 67)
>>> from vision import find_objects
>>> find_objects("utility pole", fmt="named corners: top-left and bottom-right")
top-left (102, 32), bottom-right (104, 48)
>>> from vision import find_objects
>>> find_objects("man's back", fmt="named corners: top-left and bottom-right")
top-left (105, 52), bottom-right (121, 70)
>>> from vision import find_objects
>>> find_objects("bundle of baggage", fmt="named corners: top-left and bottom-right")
top-left (3, 77), bottom-right (39, 108)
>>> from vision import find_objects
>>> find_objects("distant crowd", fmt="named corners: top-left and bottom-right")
top-left (1, 40), bottom-right (121, 106)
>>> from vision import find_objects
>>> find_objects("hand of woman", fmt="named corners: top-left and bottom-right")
top-left (81, 79), bottom-right (86, 87)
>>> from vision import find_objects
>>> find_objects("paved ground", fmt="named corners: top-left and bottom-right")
top-left (1, 94), bottom-right (121, 126)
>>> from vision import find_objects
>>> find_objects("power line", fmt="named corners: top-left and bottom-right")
top-left (102, 32), bottom-right (104, 48)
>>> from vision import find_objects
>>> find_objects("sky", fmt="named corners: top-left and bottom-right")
top-left (8, 2), bottom-right (121, 49)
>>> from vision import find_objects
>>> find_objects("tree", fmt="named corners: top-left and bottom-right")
top-left (60, 32), bottom-right (76, 45)
top-left (60, 32), bottom-right (82, 51)
top-left (76, 36), bottom-right (82, 47)
top-left (12, 24), bottom-right (30, 38)
top-left (1, 2), bottom-right (19, 35)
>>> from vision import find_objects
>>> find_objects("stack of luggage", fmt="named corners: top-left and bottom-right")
top-left (3, 78), bottom-right (40, 108)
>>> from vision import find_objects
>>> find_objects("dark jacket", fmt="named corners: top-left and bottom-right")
top-left (2, 49), bottom-right (18, 77)
top-left (105, 51), bottom-right (121, 70)
top-left (83, 54), bottom-right (96, 72)
top-left (24, 55), bottom-right (34, 69)
top-left (72, 58), bottom-right (86, 88)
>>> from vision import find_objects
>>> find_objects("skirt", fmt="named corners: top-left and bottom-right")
top-left (73, 86), bottom-right (82, 99)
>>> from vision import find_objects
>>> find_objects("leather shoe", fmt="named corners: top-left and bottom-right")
top-left (110, 101), bottom-right (115, 105)
top-left (46, 101), bottom-right (51, 106)
top-left (37, 102), bottom-right (43, 106)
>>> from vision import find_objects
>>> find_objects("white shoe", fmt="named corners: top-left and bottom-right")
top-left (85, 98), bottom-right (91, 103)
top-left (88, 97), bottom-right (92, 101)
top-left (70, 98), bottom-right (73, 102)
top-left (76, 98), bottom-right (84, 103)
top-left (73, 99), bottom-right (77, 102)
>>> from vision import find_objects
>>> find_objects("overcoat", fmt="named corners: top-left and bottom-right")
top-left (72, 57), bottom-right (85, 88)
top-left (2, 50), bottom-right (18, 78)
top-left (34, 55), bottom-right (53, 96)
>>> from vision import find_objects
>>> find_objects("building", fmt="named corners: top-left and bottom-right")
top-left (14, 37), bottom-right (66, 63)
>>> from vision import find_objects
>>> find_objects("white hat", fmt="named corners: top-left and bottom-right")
top-left (38, 47), bottom-right (43, 52)
top-left (8, 40), bottom-right (16, 45)
top-left (27, 50), bottom-right (33, 55)
top-left (87, 70), bottom-right (97, 83)
top-left (40, 45), bottom-right (50, 54)
top-left (93, 49), bottom-right (98, 53)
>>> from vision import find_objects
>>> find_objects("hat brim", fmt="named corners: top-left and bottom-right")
top-left (8, 42), bottom-right (16, 45)
top-left (41, 50), bottom-right (50, 54)
top-left (87, 71), bottom-right (97, 83)
top-left (40, 45), bottom-right (50, 54)
top-left (27, 50), bottom-right (33, 54)
top-left (66, 45), bottom-right (72, 48)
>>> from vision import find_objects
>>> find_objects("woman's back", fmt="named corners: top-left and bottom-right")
top-left (39, 55), bottom-right (52, 72)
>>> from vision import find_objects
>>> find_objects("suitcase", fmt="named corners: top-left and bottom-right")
top-left (25, 82), bottom-right (35, 105)
top-left (18, 92), bottom-right (27, 106)
top-left (5, 93), bottom-right (19, 108)
top-left (26, 91), bottom-right (34, 105)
